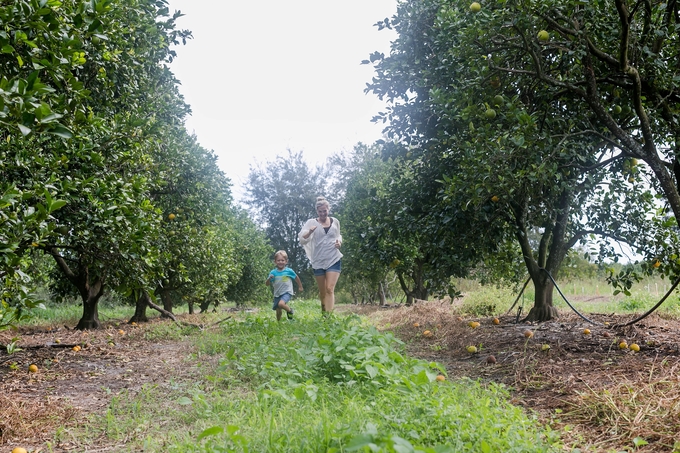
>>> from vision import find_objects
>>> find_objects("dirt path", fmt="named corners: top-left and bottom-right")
top-left (0, 317), bottom-right (203, 451)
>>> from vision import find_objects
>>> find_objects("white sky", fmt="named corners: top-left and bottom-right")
top-left (165, 1), bottom-right (397, 200)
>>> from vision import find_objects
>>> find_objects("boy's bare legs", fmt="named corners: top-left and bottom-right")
top-left (276, 300), bottom-right (293, 321)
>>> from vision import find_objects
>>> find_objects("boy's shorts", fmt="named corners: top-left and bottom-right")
top-left (313, 259), bottom-right (342, 277)
top-left (272, 292), bottom-right (292, 310)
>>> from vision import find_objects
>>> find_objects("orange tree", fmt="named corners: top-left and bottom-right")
top-left (336, 143), bottom-right (515, 305)
top-left (0, 0), bottom-right (270, 329)
top-left (145, 130), bottom-right (271, 320)
top-left (365, 0), bottom-right (669, 320)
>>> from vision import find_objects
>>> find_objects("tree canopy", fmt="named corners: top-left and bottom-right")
top-left (361, 0), bottom-right (680, 319)
top-left (0, 0), bottom-right (269, 329)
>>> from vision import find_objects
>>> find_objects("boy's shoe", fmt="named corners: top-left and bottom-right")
top-left (287, 309), bottom-right (294, 320)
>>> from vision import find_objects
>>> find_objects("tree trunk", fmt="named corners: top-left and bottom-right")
top-left (49, 249), bottom-right (106, 330)
top-left (75, 290), bottom-right (102, 330)
top-left (159, 288), bottom-right (173, 318)
top-left (378, 283), bottom-right (386, 305)
top-left (522, 276), bottom-right (559, 322)
top-left (129, 292), bottom-right (149, 323)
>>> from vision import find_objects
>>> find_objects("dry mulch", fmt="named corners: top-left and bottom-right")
top-left (343, 301), bottom-right (680, 453)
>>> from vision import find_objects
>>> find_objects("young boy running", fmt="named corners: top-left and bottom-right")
top-left (266, 250), bottom-right (303, 321)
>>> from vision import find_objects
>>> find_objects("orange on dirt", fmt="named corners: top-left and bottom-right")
top-left (583, 328), bottom-right (591, 335)
top-left (413, 322), bottom-right (420, 328)
top-left (541, 344), bottom-right (550, 351)
top-left (28, 364), bottom-right (38, 373)
top-left (466, 345), bottom-right (478, 353)
top-left (423, 330), bottom-right (433, 337)
top-left (618, 341), bottom-right (628, 349)
top-left (72, 345), bottom-right (81, 352)
top-left (468, 321), bottom-right (480, 328)
top-left (456, 316), bottom-right (464, 321)
top-left (12, 448), bottom-right (28, 453)
top-left (629, 343), bottom-right (640, 352)
top-left (436, 375), bottom-right (446, 381)
top-left (523, 330), bottom-right (534, 338)
top-left (492, 318), bottom-right (500, 325)
top-left (118, 329), bottom-right (125, 335)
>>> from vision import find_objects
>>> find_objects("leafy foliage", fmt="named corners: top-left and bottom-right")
top-left (1, 0), bottom-right (268, 328)
top-left (363, 0), bottom-right (680, 319)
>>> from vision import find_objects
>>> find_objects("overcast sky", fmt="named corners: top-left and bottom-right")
top-left (165, 1), bottom-right (397, 200)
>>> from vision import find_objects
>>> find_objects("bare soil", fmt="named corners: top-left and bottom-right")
top-left (2, 302), bottom-right (680, 452)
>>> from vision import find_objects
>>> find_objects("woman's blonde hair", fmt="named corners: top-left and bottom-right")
top-left (315, 196), bottom-right (330, 210)
top-left (274, 250), bottom-right (288, 260)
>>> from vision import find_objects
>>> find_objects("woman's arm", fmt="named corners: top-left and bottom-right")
top-left (334, 218), bottom-right (342, 246)
top-left (299, 219), bottom-right (317, 243)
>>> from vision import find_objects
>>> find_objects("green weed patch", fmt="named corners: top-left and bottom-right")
top-left (168, 301), bottom-right (560, 452)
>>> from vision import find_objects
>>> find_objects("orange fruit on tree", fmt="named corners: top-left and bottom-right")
top-left (491, 196), bottom-right (499, 203)
top-left (469, 2), bottom-right (481, 12)
top-left (168, 213), bottom-right (176, 220)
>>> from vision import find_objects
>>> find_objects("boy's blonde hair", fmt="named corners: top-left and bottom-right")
top-left (274, 250), bottom-right (288, 260)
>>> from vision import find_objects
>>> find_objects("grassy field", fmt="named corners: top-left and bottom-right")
top-left (454, 276), bottom-right (680, 318)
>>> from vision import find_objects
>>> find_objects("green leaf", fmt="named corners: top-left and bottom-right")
top-left (176, 396), bottom-right (192, 406)
top-left (47, 124), bottom-right (73, 139)
top-left (196, 425), bottom-right (223, 441)
top-left (48, 199), bottom-right (67, 212)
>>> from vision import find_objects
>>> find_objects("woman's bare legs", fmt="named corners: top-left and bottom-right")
top-left (315, 272), bottom-right (341, 313)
